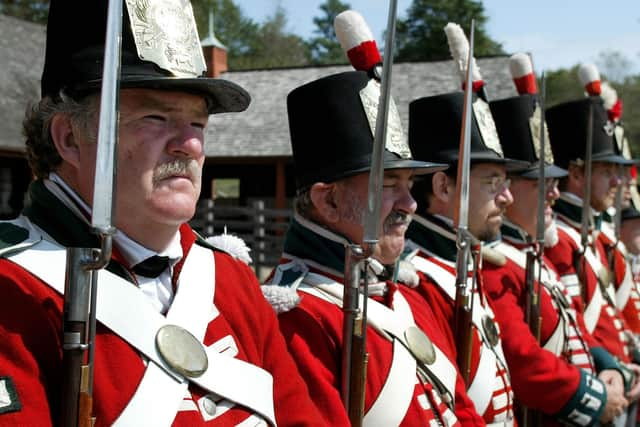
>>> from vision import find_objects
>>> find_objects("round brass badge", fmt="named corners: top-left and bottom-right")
top-left (156, 324), bottom-right (208, 378)
top-left (482, 315), bottom-right (500, 347)
top-left (404, 326), bottom-right (436, 365)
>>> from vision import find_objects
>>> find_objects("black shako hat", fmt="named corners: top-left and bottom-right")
top-left (287, 71), bottom-right (447, 191)
top-left (546, 97), bottom-right (635, 168)
top-left (41, 0), bottom-right (250, 114)
top-left (490, 94), bottom-right (567, 179)
top-left (409, 92), bottom-right (527, 170)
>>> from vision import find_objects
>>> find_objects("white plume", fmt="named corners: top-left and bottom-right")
top-left (578, 63), bottom-right (600, 87)
top-left (261, 285), bottom-right (301, 314)
top-left (444, 22), bottom-right (482, 84)
top-left (334, 10), bottom-right (374, 51)
top-left (206, 232), bottom-right (252, 265)
top-left (600, 81), bottom-right (618, 110)
top-left (509, 52), bottom-right (533, 78)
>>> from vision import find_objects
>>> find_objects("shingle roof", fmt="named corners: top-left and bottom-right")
top-left (0, 14), bottom-right (46, 153)
top-left (209, 58), bottom-right (517, 158)
top-left (0, 14), bottom-right (516, 158)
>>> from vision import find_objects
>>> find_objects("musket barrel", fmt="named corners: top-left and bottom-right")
top-left (92, 0), bottom-right (122, 233)
top-left (363, 0), bottom-right (398, 249)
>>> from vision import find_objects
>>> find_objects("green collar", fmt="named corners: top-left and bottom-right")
top-left (501, 219), bottom-right (530, 245)
top-left (406, 214), bottom-right (458, 262)
top-left (23, 180), bottom-right (99, 248)
top-left (282, 214), bottom-right (351, 276)
top-left (554, 193), bottom-right (602, 231)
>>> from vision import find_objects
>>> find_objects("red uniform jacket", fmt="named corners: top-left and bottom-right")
top-left (263, 215), bottom-right (484, 426)
top-left (405, 214), bottom-right (516, 425)
top-left (481, 220), bottom-right (606, 425)
top-left (0, 180), bottom-right (324, 427)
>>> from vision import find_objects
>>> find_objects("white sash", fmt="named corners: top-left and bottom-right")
top-left (492, 243), bottom-right (569, 356)
top-left (558, 224), bottom-right (609, 333)
top-left (5, 218), bottom-right (276, 426)
top-left (410, 255), bottom-right (502, 414)
top-left (299, 273), bottom-right (457, 425)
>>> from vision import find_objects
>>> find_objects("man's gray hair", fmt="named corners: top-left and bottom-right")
top-left (23, 92), bottom-right (98, 179)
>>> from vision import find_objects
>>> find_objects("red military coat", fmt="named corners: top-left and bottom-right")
top-left (481, 220), bottom-right (606, 425)
top-left (263, 215), bottom-right (483, 426)
top-left (405, 214), bottom-right (516, 425)
top-left (547, 194), bottom-right (633, 363)
top-left (600, 219), bottom-right (640, 337)
top-left (0, 180), bottom-right (324, 427)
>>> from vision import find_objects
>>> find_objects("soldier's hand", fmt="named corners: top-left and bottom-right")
top-left (625, 363), bottom-right (640, 402)
top-left (598, 370), bottom-right (628, 423)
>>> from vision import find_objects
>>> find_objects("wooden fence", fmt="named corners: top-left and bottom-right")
top-left (190, 199), bottom-right (292, 276)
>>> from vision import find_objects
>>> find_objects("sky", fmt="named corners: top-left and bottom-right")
top-left (231, 0), bottom-right (640, 77)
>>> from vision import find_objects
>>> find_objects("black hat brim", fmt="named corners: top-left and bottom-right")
top-left (330, 159), bottom-right (449, 183)
top-left (516, 163), bottom-right (568, 179)
top-left (622, 207), bottom-right (640, 222)
top-left (74, 76), bottom-right (251, 115)
top-left (435, 149), bottom-right (529, 171)
top-left (592, 153), bottom-right (638, 166)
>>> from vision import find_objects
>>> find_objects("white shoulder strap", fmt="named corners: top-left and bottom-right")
top-left (409, 255), bottom-right (501, 408)
top-left (8, 231), bottom-right (276, 426)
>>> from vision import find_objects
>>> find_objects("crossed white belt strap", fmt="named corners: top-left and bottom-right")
top-left (559, 226), bottom-right (609, 333)
top-left (299, 273), bottom-right (457, 426)
top-left (492, 243), bottom-right (568, 356)
top-left (7, 232), bottom-right (276, 426)
top-left (410, 256), bottom-right (500, 415)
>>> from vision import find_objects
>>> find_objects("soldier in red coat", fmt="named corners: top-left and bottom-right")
top-left (402, 64), bottom-right (525, 424)
top-left (261, 67), bottom-right (485, 426)
top-left (0, 0), bottom-right (325, 425)
top-left (544, 65), bottom-right (640, 424)
top-left (479, 53), bottom-right (627, 425)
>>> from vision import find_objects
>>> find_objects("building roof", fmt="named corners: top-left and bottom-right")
top-left (210, 59), bottom-right (516, 158)
top-left (0, 14), bottom-right (46, 154)
top-left (0, 14), bottom-right (516, 158)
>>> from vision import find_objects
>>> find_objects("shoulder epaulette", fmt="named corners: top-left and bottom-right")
top-left (482, 244), bottom-right (507, 267)
top-left (194, 231), bottom-right (252, 265)
top-left (0, 221), bottom-right (32, 258)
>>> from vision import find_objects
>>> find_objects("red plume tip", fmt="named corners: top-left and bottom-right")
top-left (585, 81), bottom-right (601, 96)
top-left (346, 40), bottom-right (381, 72)
top-left (608, 99), bottom-right (622, 122)
top-left (462, 80), bottom-right (485, 93)
top-left (513, 73), bottom-right (537, 95)
top-left (631, 165), bottom-right (637, 180)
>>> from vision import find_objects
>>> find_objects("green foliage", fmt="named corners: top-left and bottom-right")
top-left (307, 0), bottom-right (351, 65)
top-left (395, 0), bottom-right (504, 62)
top-left (192, 1), bottom-right (308, 69)
top-left (0, 0), bottom-right (48, 24)
top-left (545, 64), bottom-right (640, 157)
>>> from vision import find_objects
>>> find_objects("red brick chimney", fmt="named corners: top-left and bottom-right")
top-left (201, 10), bottom-right (228, 77)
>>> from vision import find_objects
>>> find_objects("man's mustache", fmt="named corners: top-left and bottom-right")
top-left (383, 211), bottom-right (412, 231)
top-left (153, 158), bottom-right (201, 184)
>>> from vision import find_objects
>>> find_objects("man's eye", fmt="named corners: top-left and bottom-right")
top-left (146, 115), bottom-right (166, 122)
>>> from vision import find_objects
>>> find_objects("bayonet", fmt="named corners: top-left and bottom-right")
top-left (340, 2), bottom-right (398, 425)
top-left (60, 0), bottom-right (121, 425)
top-left (453, 19), bottom-right (475, 385)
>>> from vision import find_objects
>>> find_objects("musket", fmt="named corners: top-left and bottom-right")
top-left (452, 20), bottom-right (476, 385)
top-left (339, 2), bottom-right (399, 425)
top-left (59, 0), bottom-right (121, 425)
top-left (521, 71), bottom-right (546, 427)
top-left (574, 101), bottom-right (594, 305)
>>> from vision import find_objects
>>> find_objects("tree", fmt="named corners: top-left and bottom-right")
top-left (307, 0), bottom-right (351, 65)
top-left (191, 0), bottom-right (261, 69)
top-left (395, 0), bottom-right (504, 62)
top-left (0, 0), bottom-right (48, 24)
top-left (596, 50), bottom-right (634, 84)
top-left (236, 6), bottom-right (309, 69)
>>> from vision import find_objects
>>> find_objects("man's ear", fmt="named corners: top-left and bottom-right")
top-left (309, 182), bottom-right (340, 224)
top-left (50, 114), bottom-right (80, 169)
top-left (567, 163), bottom-right (583, 183)
top-left (431, 171), bottom-right (453, 204)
